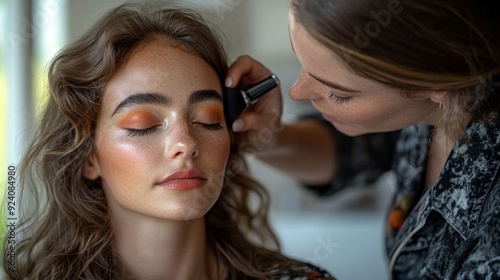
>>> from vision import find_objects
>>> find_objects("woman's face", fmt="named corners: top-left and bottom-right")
top-left (288, 12), bottom-right (439, 136)
top-left (85, 39), bottom-right (230, 222)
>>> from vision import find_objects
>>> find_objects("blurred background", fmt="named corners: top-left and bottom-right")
top-left (1, 0), bottom-right (394, 278)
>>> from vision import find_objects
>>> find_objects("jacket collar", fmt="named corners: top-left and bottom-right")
top-left (429, 116), bottom-right (500, 238)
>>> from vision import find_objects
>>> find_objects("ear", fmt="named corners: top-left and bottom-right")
top-left (429, 91), bottom-right (447, 105)
top-left (83, 151), bottom-right (101, 180)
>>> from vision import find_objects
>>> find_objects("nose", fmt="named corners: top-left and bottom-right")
top-left (166, 122), bottom-right (199, 160)
top-left (289, 69), bottom-right (320, 101)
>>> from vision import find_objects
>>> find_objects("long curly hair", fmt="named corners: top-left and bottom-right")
top-left (3, 3), bottom-right (295, 279)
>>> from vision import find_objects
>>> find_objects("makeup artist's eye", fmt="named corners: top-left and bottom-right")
top-left (127, 126), bottom-right (161, 137)
top-left (328, 92), bottom-right (352, 105)
top-left (199, 123), bottom-right (224, 131)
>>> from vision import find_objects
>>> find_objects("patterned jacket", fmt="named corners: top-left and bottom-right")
top-left (306, 115), bottom-right (500, 279)
top-left (388, 117), bottom-right (500, 279)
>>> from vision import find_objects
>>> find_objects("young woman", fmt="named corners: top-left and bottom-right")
top-left (2, 3), bottom-right (334, 279)
top-left (226, 0), bottom-right (500, 279)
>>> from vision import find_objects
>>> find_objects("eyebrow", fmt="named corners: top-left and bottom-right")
top-left (308, 73), bottom-right (360, 93)
top-left (111, 90), bottom-right (222, 116)
top-left (188, 89), bottom-right (223, 104)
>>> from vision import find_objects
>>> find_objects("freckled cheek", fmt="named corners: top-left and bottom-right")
top-left (94, 135), bottom-right (160, 185)
top-left (202, 135), bottom-right (231, 169)
top-left (327, 101), bottom-right (391, 126)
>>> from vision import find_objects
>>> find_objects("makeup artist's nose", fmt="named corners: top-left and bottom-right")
top-left (289, 69), bottom-right (320, 101)
top-left (166, 123), bottom-right (199, 160)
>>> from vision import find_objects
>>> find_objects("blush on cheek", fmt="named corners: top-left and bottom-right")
top-left (207, 137), bottom-right (230, 168)
top-left (213, 152), bottom-right (230, 170)
top-left (96, 140), bottom-right (157, 184)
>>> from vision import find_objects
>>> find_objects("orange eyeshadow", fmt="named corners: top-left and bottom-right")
top-left (200, 106), bottom-right (223, 119)
top-left (117, 110), bottom-right (159, 128)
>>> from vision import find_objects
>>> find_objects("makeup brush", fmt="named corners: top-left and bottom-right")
top-left (223, 74), bottom-right (280, 128)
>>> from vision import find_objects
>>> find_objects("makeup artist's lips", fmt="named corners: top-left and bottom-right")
top-left (158, 168), bottom-right (207, 191)
top-left (321, 113), bottom-right (337, 123)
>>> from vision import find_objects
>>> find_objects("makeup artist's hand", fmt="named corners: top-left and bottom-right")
top-left (226, 55), bottom-right (283, 153)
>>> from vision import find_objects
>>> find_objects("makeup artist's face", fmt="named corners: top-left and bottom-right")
top-left (85, 39), bottom-right (230, 221)
top-left (288, 12), bottom-right (438, 136)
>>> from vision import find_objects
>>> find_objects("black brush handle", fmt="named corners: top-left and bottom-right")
top-left (223, 74), bottom-right (280, 129)
top-left (243, 74), bottom-right (280, 104)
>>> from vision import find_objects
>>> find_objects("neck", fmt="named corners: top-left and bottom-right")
top-left (425, 127), bottom-right (456, 188)
top-left (425, 108), bottom-right (472, 188)
top-left (111, 210), bottom-right (222, 280)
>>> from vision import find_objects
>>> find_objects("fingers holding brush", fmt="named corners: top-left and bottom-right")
top-left (226, 55), bottom-right (283, 132)
top-left (226, 55), bottom-right (272, 88)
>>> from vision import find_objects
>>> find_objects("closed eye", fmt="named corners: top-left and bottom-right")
top-left (328, 92), bottom-right (352, 105)
top-left (127, 126), bottom-right (161, 137)
top-left (199, 123), bottom-right (224, 130)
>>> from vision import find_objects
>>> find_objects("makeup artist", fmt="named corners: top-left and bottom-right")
top-left (225, 0), bottom-right (500, 279)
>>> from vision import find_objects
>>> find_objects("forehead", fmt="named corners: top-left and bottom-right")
top-left (101, 39), bottom-right (222, 110)
top-left (126, 38), bottom-right (195, 68)
top-left (289, 13), bottom-right (381, 88)
top-left (289, 17), bottom-right (342, 68)
top-left (117, 38), bottom-right (219, 84)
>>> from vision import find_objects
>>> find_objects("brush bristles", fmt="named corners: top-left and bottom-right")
top-left (223, 88), bottom-right (247, 128)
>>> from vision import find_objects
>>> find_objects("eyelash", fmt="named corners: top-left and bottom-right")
top-left (200, 123), bottom-right (224, 131)
top-left (328, 92), bottom-right (352, 105)
top-left (127, 126), bottom-right (160, 137)
top-left (126, 123), bottom-right (224, 137)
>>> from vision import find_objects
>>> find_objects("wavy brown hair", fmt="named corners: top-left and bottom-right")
top-left (292, 0), bottom-right (500, 134)
top-left (3, 3), bottom-right (295, 279)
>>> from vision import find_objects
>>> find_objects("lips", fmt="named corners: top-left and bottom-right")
top-left (321, 113), bottom-right (336, 123)
top-left (311, 103), bottom-right (336, 124)
top-left (158, 168), bottom-right (207, 191)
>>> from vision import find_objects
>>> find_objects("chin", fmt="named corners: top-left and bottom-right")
top-left (144, 207), bottom-right (210, 222)
top-left (147, 186), bottom-right (222, 221)
top-left (169, 199), bottom-right (217, 222)
top-left (332, 123), bottom-right (367, 137)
